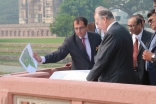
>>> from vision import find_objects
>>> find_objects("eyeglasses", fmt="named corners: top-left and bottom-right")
top-left (74, 26), bottom-right (86, 31)
top-left (127, 24), bottom-right (137, 28)
top-left (148, 18), bottom-right (155, 24)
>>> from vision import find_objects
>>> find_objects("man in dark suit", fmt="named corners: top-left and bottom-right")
top-left (87, 9), bottom-right (137, 84)
top-left (142, 9), bottom-right (156, 85)
top-left (128, 15), bottom-right (152, 85)
top-left (65, 6), bottom-right (105, 67)
top-left (33, 17), bottom-right (101, 70)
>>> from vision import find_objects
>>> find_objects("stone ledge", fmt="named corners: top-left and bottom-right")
top-left (1, 76), bottom-right (156, 104)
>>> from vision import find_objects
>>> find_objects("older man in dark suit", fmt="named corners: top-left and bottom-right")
top-left (33, 17), bottom-right (101, 70)
top-left (143, 9), bottom-right (156, 85)
top-left (87, 6), bottom-right (105, 40)
top-left (87, 9), bottom-right (137, 84)
top-left (128, 15), bottom-right (152, 85)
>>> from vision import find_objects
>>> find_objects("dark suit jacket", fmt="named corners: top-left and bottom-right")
top-left (147, 33), bottom-right (156, 85)
top-left (137, 30), bottom-right (152, 84)
top-left (44, 32), bottom-right (101, 70)
top-left (87, 22), bottom-right (96, 32)
top-left (87, 22), bottom-right (137, 84)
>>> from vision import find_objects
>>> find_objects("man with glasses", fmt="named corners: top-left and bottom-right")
top-left (87, 9), bottom-right (137, 84)
top-left (128, 15), bottom-right (152, 85)
top-left (33, 17), bottom-right (101, 71)
top-left (142, 9), bottom-right (156, 85)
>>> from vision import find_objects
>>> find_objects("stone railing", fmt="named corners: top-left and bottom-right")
top-left (0, 67), bottom-right (156, 104)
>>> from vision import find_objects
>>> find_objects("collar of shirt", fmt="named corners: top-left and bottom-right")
top-left (132, 29), bottom-right (143, 42)
top-left (79, 32), bottom-right (88, 39)
top-left (95, 24), bottom-right (99, 33)
top-left (107, 21), bottom-right (117, 31)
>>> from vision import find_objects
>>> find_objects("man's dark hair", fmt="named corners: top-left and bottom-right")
top-left (98, 9), bottom-right (114, 19)
top-left (147, 9), bottom-right (155, 18)
top-left (73, 17), bottom-right (88, 26)
top-left (136, 14), bottom-right (144, 20)
top-left (136, 14), bottom-right (145, 23)
top-left (129, 15), bottom-right (142, 25)
top-left (153, 0), bottom-right (156, 3)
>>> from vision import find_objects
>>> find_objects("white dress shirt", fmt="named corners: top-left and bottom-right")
top-left (132, 29), bottom-right (143, 49)
top-left (79, 32), bottom-right (91, 61)
top-left (132, 29), bottom-right (143, 68)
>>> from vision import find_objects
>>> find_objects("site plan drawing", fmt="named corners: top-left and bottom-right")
top-left (19, 43), bottom-right (38, 73)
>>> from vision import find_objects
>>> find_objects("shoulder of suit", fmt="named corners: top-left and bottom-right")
top-left (63, 33), bottom-right (75, 42)
top-left (143, 29), bottom-right (153, 36)
top-left (88, 31), bottom-right (98, 35)
top-left (88, 32), bottom-right (100, 37)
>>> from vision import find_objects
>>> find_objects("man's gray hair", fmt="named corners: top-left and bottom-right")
top-left (95, 6), bottom-right (107, 14)
top-left (97, 9), bottom-right (114, 19)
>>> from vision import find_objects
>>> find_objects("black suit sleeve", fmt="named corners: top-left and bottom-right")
top-left (153, 53), bottom-right (156, 68)
top-left (44, 38), bottom-right (70, 63)
top-left (87, 34), bottom-right (118, 81)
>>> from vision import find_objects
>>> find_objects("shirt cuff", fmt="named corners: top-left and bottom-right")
top-left (40, 56), bottom-right (46, 63)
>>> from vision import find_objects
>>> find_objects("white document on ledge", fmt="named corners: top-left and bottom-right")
top-left (49, 70), bottom-right (90, 81)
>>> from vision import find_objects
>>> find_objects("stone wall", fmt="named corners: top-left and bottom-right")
top-left (0, 23), bottom-right (56, 37)
top-left (1, 71), bottom-right (156, 104)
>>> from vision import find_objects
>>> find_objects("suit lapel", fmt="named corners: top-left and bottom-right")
top-left (75, 34), bottom-right (90, 62)
top-left (148, 33), bottom-right (155, 48)
top-left (148, 33), bottom-right (156, 52)
top-left (138, 30), bottom-right (147, 55)
top-left (88, 32), bottom-right (94, 61)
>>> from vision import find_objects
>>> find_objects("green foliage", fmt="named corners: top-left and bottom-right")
top-left (0, 0), bottom-right (18, 24)
top-left (104, 0), bottom-right (153, 17)
top-left (49, 13), bottom-right (75, 37)
top-left (49, 0), bottom-right (107, 37)
top-left (59, 0), bottom-right (107, 23)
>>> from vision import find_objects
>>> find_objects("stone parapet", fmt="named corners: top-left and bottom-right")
top-left (0, 68), bottom-right (156, 104)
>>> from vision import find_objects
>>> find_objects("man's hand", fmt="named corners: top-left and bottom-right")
top-left (142, 50), bottom-right (153, 61)
top-left (64, 62), bottom-right (72, 67)
top-left (33, 52), bottom-right (42, 62)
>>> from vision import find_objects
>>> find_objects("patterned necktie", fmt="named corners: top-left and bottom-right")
top-left (81, 37), bottom-right (86, 49)
top-left (133, 38), bottom-right (138, 68)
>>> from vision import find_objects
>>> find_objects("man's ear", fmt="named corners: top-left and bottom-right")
top-left (102, 17), bottom-right (107, 23)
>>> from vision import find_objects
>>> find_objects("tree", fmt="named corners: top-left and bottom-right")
top-left (49, 13), bottom-right (75, 37)
top-left (49, 0), bottom-right (108, 37)
top-left (104, 0), bottom-right (153, 17)
top-left (0, 0), bottom-right (18, 24)
top-left (59, 0), bottom-right (108, 23)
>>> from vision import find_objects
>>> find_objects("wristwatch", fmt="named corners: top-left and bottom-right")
top-left (151, 54), bottom-right (155, 63)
